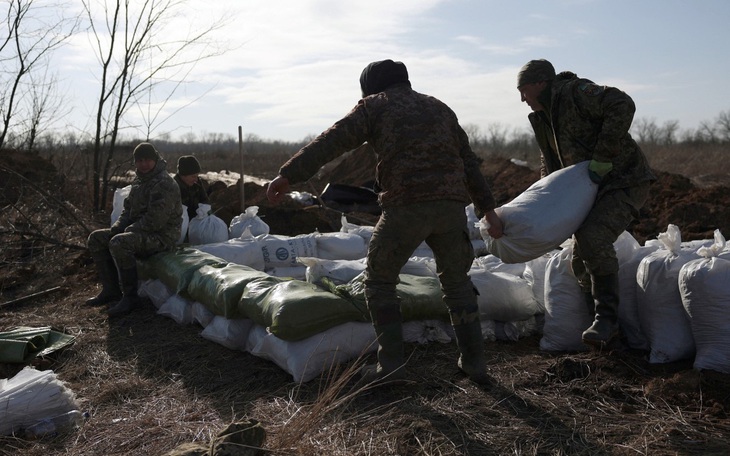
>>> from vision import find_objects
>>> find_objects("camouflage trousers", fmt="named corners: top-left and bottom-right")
top-left (364, 200), bottom-right (479, 326)
top-left (87, 228), bottom-right (170, 270)
top-left (572, 182), bottom-right (651, 291)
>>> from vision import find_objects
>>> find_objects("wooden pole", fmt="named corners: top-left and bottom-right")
top-left (238, 126), bottom-right (245, 212)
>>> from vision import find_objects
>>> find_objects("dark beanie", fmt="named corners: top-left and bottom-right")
top-left (177, 155), bottom-right (201, 175)
top-left (359, 59), bottom-right (411, 97)
top-left (133, 142), bottom-right (160, 161)
top-left (517, 59), bottom-right (556, 88)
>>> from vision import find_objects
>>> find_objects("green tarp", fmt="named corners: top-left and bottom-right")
top-left (0, 327), bottom-right (75, 363)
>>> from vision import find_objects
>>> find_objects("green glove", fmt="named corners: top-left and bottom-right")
top-left (588, 160), bottom-right (613, 183)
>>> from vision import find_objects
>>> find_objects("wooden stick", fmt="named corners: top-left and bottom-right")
top-left (238, 126), bottom-right (245, 213)
top-left (0, 286), bottom-right (63, 309)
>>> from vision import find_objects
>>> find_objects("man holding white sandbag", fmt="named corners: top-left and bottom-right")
top-left (267, 59), bottom-right (503, 385)
top-left (517, 59), bottom-right (655, 349)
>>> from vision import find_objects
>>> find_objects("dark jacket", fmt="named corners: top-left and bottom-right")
top-left (174, 174), bottom-right (209, 219)
top-left (528, 72), bottom-right (656, 195)
top-left (278, 84), bottom-right (496, 215)
top-left (112, 159), bottom-right (182, 249)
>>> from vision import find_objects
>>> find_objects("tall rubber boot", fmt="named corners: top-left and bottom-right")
top-left (359, 305), bottom-right (406, 384)
top-left (451, 305), bottom-right (489, 385)
top-left (108, 266), bottom-right (141, 317)
top-left (86, 254), bottom-right (122, 306)
top-left (582, 273), bottom-right (620, 349)
top-left (583, 290), bottom-right (595, 319)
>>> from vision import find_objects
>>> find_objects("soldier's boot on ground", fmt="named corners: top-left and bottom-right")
top-left (582, 273), bottom-right (620, 349)
top-left (359, 302), bottom-right (406, 384)
top-left (451, 304), bottom-right (490, 385)
top-left (108, 266), bottom-right (141, 318)
top-left (86, 254), bottom-right (122, 306)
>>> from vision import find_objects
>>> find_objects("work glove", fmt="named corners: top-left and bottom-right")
top-left (588, 159), bottom-right (613, 184)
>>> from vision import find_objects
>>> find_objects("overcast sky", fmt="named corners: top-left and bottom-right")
top-left (56, 0), bottom-right (730, 143)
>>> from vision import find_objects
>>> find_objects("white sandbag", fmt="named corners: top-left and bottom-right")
top-left (188, 204), bottom-right (229, 245)
top-left (259, 233), bottom-right (317, 269)
top-left (540, 244), bottom-right (592, 352)
top-left (196, 229), bottom-right (266, 270)
top-left (473, 254), bottom-right (526, 277)
top-left (265, 265), bottom-right (307, 280)
top-left (299, 257), bottom-right (367, 285)
top-left (157, 294), bottom-right (194, 325)
top-left (0, 367), bottom-right (80, 436)
top-left (229, 206), bottom-right (270, 238)
top-left (315, 231), bottom-right (368, 260)
top-left (340, 215), bottom-right (374, 243)
top-left (636, 224), bottom-right (699, 363)
top-left (110, 185), bottom-right (131, 226)
top-left (191, 302), bottom-right (215, 328)
top-left (523, 251), bottom-right (558, 313)
top-left (495, 317), bottom-right (538, 342)
top-left (403, 320), bottom-right (453, 344)
top-left (178, 205), bottom-right (189, 245)
top-left (245, 322), bottom-right (377, 383)
top-left (469, 266), bottom-right (541, 322)
top-left (200, 316), bottom-right (255, 351)
top-left (481, 161), bottom-right (598, 264)
top-left (679, 230), bottom-right (730, 373)
top-left (465, 204), bottom-right (482, 241)
top-left (618, 244), bottom-right (660, 350)
top-left (137, 279), bottom-right (173, 309)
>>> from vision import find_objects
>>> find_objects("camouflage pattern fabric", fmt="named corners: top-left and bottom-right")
top-left (364, 201), bottom-right (479, 325)
top-left (89, 159), bottom-right (182, 269)
top-left (174, 173), bottom-right (209, 219)
top-left (278, 84), bottom-right (496, 216)
top-left (527, 72), bottom-right (656, 194)
top-left (111, 158), bottom-right (182, 247)
top-left (571, 182), bottom-right (651, 288)
top-left (526, 71), bottom-right (656, 283)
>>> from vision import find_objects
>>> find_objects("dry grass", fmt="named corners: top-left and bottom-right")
top-left (1, 146), bottom-right (730, 455)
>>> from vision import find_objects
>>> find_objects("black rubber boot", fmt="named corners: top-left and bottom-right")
top-left (582, 273), bottom-right (620, 349)
top-left (86, 254), bottom-right (121, 306)
top-left (450, 304), bottom-right (489, 385)
top-left (359, 304), bottom-right (406, 384)
top-left (108, 266), bottom-right (141, 317)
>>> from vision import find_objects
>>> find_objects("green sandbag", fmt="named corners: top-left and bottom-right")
top-left (187, 263), bottom-right (273, 319)
top-left (0, 327), bottom-right (75, 363)
top-left (240, 278), bottom-right (369, 341)
top-left (137, 247), bottom-right (228, 298)
top-left (329, 273), bottom-right (449, 322)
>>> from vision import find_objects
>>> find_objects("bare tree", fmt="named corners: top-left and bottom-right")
top-left (82, 0), bottom-right (229, 212)
top-left (715, 110), bottom-right (730, 142)
top-left (22, 68), bottom-right (69, 152)
top-left (0, 0), bottom-right (78, 150)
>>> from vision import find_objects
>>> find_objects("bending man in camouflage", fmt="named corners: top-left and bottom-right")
top-left (87, 142), bottom-right (182, 317)
top-left (267, 59), bottom-right (503, 384)
top-left (517, 59), bottom-right (656, 348)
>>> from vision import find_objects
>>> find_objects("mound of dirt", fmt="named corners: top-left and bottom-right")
top-left (211, 145), bottom-right (729, 244)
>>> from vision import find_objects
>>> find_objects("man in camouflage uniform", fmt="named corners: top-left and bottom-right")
top-left (87, 142), bottom-right (182, 317)
top-left (175, 155), bottom-right (209, 220)
top-left (517, 59), bottom-right (656, 348)
top-left (267, 59), bottom-right (504, 384)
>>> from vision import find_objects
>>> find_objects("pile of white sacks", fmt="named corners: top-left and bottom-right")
top-left (115, 163), bottom-right (730, 382)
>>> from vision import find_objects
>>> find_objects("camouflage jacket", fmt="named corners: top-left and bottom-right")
top-left (112, 159), bottom-right (182, 248)
top-left (174, 174), bottom-right (209, 219)
top-left (278, 83), bottom-right (496, 215)
top-left (528, 73), bottom-right (656, 193)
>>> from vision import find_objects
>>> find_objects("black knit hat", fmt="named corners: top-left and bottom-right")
top-left (359, 59), bottom-right (411, 97)
top-left (177, 155), bottom-right (201, 176)
top-left (133, 142), bottom-right (160, 162)
top-left (517, 59), bottom-right (556, 88)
